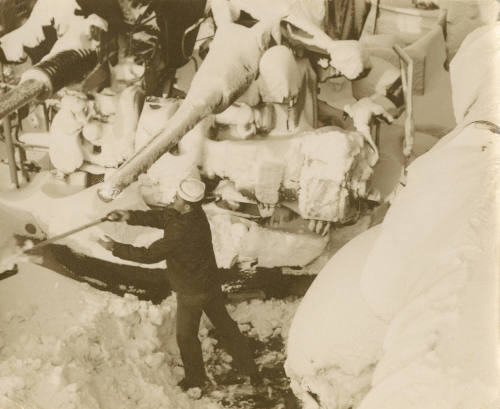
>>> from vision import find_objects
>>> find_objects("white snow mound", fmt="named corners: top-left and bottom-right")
top-left (286, 24), bottom-right (500, 409)
top-left (0, 263), bottom-right (298, 409)
top-left (285, 226), bottom-right (387, 409)
top-left (357, 123), bottom-right (500, 409)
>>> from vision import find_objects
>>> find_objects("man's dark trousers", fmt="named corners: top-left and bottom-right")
top-left (176, 290), bottom-right (257, 383)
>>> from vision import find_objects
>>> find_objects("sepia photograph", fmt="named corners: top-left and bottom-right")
top-left (0, 0), bottom-right (498, 408)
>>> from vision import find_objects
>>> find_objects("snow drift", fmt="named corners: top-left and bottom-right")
top-left (285, 23), bottom-right (500, 409)
top-left (0, 263), bottom-right (299, 409)
top-left (285, 226), bottom-right (387, 409)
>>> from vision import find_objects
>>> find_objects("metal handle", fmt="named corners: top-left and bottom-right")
top-left (27, 216), bottom-right (109, 252)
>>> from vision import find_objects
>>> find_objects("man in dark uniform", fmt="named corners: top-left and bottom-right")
top-left (98, 178), bottom-right (259, 390)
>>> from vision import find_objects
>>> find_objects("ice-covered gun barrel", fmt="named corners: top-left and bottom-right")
top-left (0, 49), bottom-right (98, 121)
top-left (97, 102), bottom-right (208, 202)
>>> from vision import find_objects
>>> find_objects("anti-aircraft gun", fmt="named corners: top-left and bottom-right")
top-left (0, 0), bottom-right (394, 303)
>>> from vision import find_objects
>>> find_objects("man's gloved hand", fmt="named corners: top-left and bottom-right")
top-left (96, 234), bottom-right (116, 251)
top-left (106, 210), bottom-right (130, 222)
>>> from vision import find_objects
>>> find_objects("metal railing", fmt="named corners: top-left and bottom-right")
top-left (0, 86), bottom-right (51, 187)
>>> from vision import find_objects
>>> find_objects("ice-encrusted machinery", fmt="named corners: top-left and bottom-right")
top-left (0, 0), bottom-right (418, 303)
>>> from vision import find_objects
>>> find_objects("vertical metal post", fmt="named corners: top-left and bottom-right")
top-left (3, 115), bottom-right (19, 188)
top-left (14, 115), bottom-right (30, 183)
top-left (405, 53), bottom-right (415, 157)
top-left (393, 45), bottom-right (415, 158)
top-left (42, 102), bottom-right (51, 131)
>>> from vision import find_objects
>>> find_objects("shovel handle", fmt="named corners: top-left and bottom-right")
top-left (27, 216), bottom-right (110, 252)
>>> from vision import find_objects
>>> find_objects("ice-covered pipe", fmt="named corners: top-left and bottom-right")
top-left (0, 49), bottom-right (98, 121)
top-left (0, 79), bottom-right (46, 123)
top-left (98, 21), bottom-right (275, 201)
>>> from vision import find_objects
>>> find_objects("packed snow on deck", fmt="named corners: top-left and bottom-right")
top-left (0, 263), bottom-right (299, 409)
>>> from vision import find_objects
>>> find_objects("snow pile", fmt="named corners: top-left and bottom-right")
top-left (0, 204), bottom-right (43, 273)
top-left (256, 46), bottom-right (317, 134)
top-left (286, 24), bottom-right (500, 409)
top-left (351, 56), bottom-right (400, 99)
top-left (440, 0), bottom-right (499, 59)
top-left (212, 180), bottom-right (252, 205)
top-left (344, 94), bottom-right (396, 158)
top-left (49, 85), bottom-right (143, 174)
top-left (203, 136), bottom-right (298, 194)
top-left (207, 210), bottom-right (328, 269)
top-left (0, 241), bottom-right (36, 277)
top-left (357, 124), bottom-right (500, 409)
top-left (258, 45), bottom-right (303, 104)
top-left (241, 223), bottom-right (328, 268)
top-left (230, 0), bottom-right (368, 79)
top-left (0, 264), bottom-right (298, 409)
top-left (44, 13), bottom-right (108, 56)
top-left (448, 23), bottom-right (500, 126)
top-left (344, 96), bottom-right (394, 155)
top-left (86, 85), bottom-right (143, 167)
top-left (0, 267), bottom-right (210, 409)
top-left (285, 227), bottom-right (387, 409)
top-left (286, 126), bottom-right (500, 409)
top-left (229, 298), bottom-right (300, 341)
top-left (286, 13), bottom-right (368, 79)
top-left (298, 127), bottom-right (377, 222)
top-left (48, 93), bottom-right (88, 174)
top-left (235, 80), bottom-right (261, 107)
top-left (0, 0), bottom-right (80, 61)
top-left (208, 214), bottom-right (249, 268)
top-left (98, 85), bottom-right (143, 163)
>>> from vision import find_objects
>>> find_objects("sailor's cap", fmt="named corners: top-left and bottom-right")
top-left (177, 178), bottom-right (205, 203)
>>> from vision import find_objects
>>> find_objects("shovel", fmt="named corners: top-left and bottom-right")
top-left (0, 214), bottom-right (113, 280)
